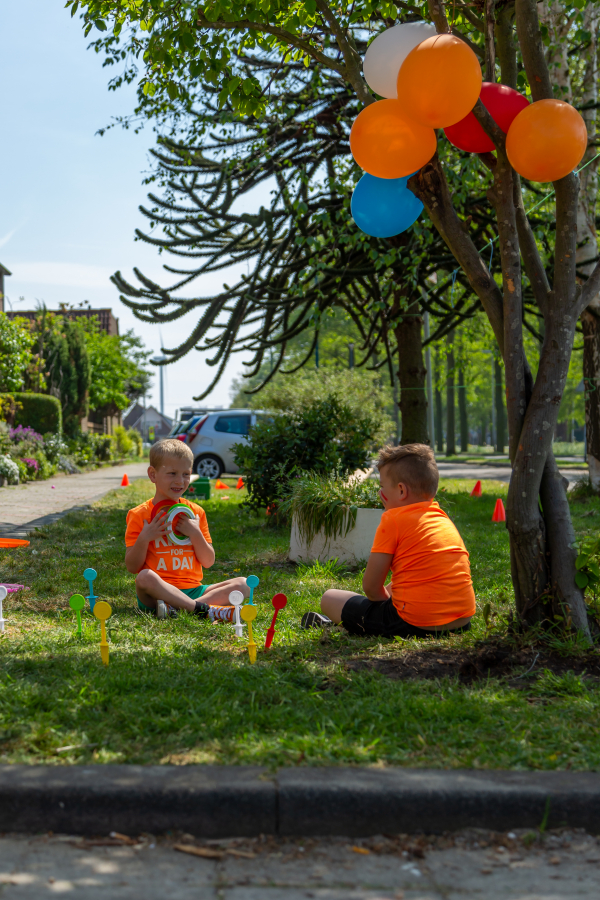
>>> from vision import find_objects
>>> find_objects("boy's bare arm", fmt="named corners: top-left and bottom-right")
top-left (177, 515), bottom-right (215, 568)
top-left (362, 552), bottom-right (394, 602)
top-left (125, 512), bottom-right (167, 573)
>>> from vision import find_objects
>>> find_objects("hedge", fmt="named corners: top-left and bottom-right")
top-left (1, 393), bottom-right (62, 434)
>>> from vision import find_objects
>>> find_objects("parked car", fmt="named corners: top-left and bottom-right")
top-left (171, 409), bottom-right (264, 478)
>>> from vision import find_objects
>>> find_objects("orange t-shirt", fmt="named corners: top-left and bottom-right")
top-left (125, 498), bottom-right (212, 589)
top-left (370, 500), bottom-right (476, 627)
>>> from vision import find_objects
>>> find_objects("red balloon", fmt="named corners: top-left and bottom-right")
top-left (444, 82), bottom-right (530, 153)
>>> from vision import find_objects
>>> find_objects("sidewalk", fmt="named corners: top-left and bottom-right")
top-left (0, 827), bottom-right (597, 899)
top-left (0, 462), bottom-right (149, 539)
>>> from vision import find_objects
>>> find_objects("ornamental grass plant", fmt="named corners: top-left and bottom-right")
top-left (278, 471), bottom-right (383, 545)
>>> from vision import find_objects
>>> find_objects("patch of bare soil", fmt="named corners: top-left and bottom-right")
top-left (345, 641), bottom-right (600, 684)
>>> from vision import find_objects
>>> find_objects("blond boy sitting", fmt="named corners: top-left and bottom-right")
top-left (125, 439), bottom-right (248, 619)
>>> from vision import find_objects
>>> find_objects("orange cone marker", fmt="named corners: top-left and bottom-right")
top-left (121, 474), bottom-right (130, 487)
top-left (492, 498), bottom-right (506, 523)
top-left (236, 477), bottom-right (245, 490)
top-left (215, 479), bottom-right (228, 489)
top-left (470, 480), bottom-right (482, 497)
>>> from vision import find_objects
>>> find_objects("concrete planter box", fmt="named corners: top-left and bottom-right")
top-left (289, 507), bottom-right (383, 565)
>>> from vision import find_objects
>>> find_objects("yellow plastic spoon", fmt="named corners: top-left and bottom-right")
top-left (240, 604), bottom-right (258, 664)
top-left (93, 600), bottom-right (112, 666)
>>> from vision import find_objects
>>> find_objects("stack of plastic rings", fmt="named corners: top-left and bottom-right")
top-left (165, 503), bottom-right (196, 546)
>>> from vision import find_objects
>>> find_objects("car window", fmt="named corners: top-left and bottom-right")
top-left (214, 415), bottom-right (251, 435)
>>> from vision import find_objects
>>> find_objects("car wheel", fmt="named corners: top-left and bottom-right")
top-left (193, 454), bottom-right (223, 478)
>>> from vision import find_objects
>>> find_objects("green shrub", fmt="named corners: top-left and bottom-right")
top-left (113, 425), bottom-right (134, 457)
top-left (32, 450), bottom-right (55, 480)
top-left (128, 428), bottom-right (143, 457)
top-left (278, 470), bottom-right (383, 543)
top-left (93, 435), bottom-right (115, 462)
top-left (233, 397), bottom-right (377, 512)
top-left (1, 393), bottom-right (63, 434)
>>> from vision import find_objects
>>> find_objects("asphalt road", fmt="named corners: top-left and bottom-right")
top-left (436, 460), bottom-right (588, 487)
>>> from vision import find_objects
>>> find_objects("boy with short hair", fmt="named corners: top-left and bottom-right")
top-left (302, 443), bottom-right (476, 637)
top-left (125, 438), bottom-right (248, 619)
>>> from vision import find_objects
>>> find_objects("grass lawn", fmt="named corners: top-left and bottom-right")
top-left (0, 476), bottom-right (599, 771)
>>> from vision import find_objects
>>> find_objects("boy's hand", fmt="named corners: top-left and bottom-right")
top-left (176, 513), bottom-right (201, 537)
top-left (140, 509), bottom-right (167, 543)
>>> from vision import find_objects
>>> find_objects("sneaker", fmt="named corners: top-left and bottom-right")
top-left (156, 599), bottom-right (167, 620)
top-left (301, 611), bottom-right (333, 630)
top-left (167, 605), bottom-right (178, 619)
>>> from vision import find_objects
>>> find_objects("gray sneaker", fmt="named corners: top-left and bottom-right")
top-left (156, 599), bottom-right (168, 620)
top-left (301, 611), bottom-right (333, 629)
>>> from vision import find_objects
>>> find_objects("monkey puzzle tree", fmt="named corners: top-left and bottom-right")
top-left (111, 63), bottom-right (502, 444)
top-left (71, 0), bottom-right (598, 637)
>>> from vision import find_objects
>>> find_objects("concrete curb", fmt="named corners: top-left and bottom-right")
top-left (2, 766), bottom-right (600, 836)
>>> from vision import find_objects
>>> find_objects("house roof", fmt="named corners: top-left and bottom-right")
top-left (0, 263), bottom-right (11, 277)
top-left (124, 403), bottom-right (173, 429)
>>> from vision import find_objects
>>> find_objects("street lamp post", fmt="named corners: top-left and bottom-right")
top-left (151, 355), bottom-right (168, 416)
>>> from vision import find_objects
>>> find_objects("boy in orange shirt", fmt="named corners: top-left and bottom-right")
top-left (302, 443), bottom-right (476, 637)
top-left (125, 439), bottom-right (249, 620)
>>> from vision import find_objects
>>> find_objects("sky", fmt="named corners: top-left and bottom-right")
top-left (0, 1), bottom-right (250, 421)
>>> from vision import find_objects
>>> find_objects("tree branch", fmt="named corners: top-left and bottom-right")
top-left (514, 0), bottom-right (553, 101)
top-left (484, 0), bottom-right (497, 81)
top-left (409, 153), bottom-right (505, 352)
top-left (428, 0), bottom-right (450, 34)
top-left (195, 12), bottom-right (349, 80)
top-left (314, 0), bottom-right (374, 105)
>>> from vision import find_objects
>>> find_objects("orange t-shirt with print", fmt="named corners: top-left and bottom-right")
top-left (370, 500), bottom-right (476, 627)
top-left (125, 498), bottom-right (212, 589)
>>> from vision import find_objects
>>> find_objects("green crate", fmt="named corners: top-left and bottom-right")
top-left (185, 477), bottom-right (211, 501)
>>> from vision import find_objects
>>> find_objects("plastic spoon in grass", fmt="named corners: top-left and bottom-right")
top-left (69, 593), bottom-right (86, 636)
top-left (246, 574), bottom-right (259, 605)
top-left (93, 600), bottom-right (112, 666)
top-left (240, 604), bottom-right (257, 663)
top-left (264, 593), bottom-right (287, 650)
top-left (229, 590), bottom-right (245, 638)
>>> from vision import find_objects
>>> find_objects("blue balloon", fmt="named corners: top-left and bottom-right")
top-left (351, 172), bottom-right (423, 238)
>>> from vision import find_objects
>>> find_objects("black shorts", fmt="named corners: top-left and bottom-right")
top-left (341, 595), bottom-right (472, 639)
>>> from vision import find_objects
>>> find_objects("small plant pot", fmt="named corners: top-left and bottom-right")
top-left (289, 507), bottom-right (384, 565)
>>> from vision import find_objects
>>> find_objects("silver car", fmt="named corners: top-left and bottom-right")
top-left (177, 409), bottom-right (262, 478)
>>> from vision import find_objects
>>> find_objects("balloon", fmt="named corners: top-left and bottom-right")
top-left (397, 34), bottom-right (482, 129)
top-left (351, 173), bottom-right (423, 238)
top-left (506, 99), bottom-right (588, 182)
top-left (363, 21), bottom-right (437, 99)
top-left (444, 82), bottom-right (530, 153)
top-left (350, 99), bottom-right (437, 179)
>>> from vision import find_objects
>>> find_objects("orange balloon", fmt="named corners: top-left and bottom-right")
top-left (397, 34), bottom-right (482, 129)
top-left (506, 99), bottom-right (587, 182)
top-left (350, 99), bottom-right (437, 179)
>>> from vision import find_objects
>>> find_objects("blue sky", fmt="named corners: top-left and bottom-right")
top-left (0, 1), bottom-right (247, 419)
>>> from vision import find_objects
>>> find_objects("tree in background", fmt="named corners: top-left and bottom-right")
top-left (85, 324), bottom-right (153, 418)
top-left (230, 365), bottom-right (395, 446)
top-left (0, 314), bottom-right (35, 393)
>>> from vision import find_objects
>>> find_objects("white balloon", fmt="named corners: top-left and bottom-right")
top-left (363, 22), bottom-right (437, 99)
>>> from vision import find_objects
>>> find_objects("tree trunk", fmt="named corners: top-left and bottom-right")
top-left (494, 357), bottom-right (506, 452)
top-left (582, 309), bottom-right (600, 489)
top-left (458, 367), bottom-right (468, 451)
top-left (446, 333), bottom-right (456, 456)
top-left (573, 6), bottom-right (600, 487)
top-left (395, 301), bottom-right (429, 444)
